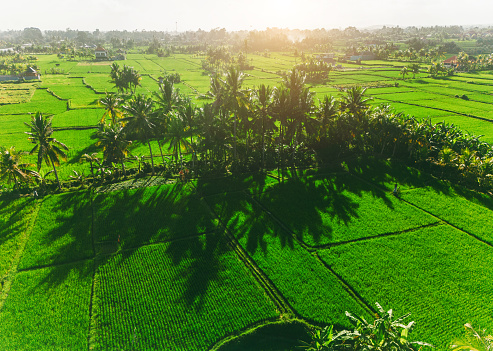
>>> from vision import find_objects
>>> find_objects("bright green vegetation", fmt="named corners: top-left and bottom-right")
top-left (92, 237), bottom-right (279, 351)
top-left (257, 173), bottom-right (436, 246)
top-left (402, 185), bottom-right (493, 244)
top-left (0, 164), bottom-right (492, 349)
top-left (4, 52), bottom-right (493, 181)
top-left (318, 224), bottom-right (493, 349)
top-left (0, 198), bottom-right (37, 282)
top-left (0, 260), bottom-right (93, 350)
top-left (3, 50), bottom-right (493, 350)
top-left (0, 88), bottom-right (67, 115)
top-left (18, 191), bottom-right (94, 269)
top-left (92, 182), bottom-right (215, 250)
top-left (206, 191), bottom-right (368, 325)
top-left (0, 83), bottom-right (36, 105)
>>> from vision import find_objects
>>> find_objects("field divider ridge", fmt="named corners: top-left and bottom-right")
top-left (0, 199), bottom-right (42, 311)
top-left (244, 187), bottom-right (378, 320)
top-left (311, 221), bottom-right (441, 250)
top-left (398, 195), bottom-right (493, 249)
top-left (349, 171), bottom-right (493, 249)
top-left (374, 96), bottom-right (493, 123)
top-left (313, 251), bottom-right (376, 315)
top-left (193, 184), bottom-right (295, 317)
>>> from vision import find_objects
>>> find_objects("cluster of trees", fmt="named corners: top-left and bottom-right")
top-left (0, 112), bottom-right (68, 191)
top-left (85, 64), bottom-right (493, 192)
top-left (0, 55), bottom-right (38, 75)
top-left (3, 63), bottom-right (493, 194)
top-left (293, 58), bottom-right (333, 83)
top-left (109, 63), bottom-right (141, 94)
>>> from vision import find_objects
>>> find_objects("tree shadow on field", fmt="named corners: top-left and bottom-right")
top-left (92, 181), bottom-right (216, 250)
top-left (23, 190), bottom-right (95, 288)
top-left (165, 228), bottom-right (229, 310)
top-left (0, 198), bottom-right (36, 281)
top-left (66, 141), bottom-right (99, 165)
top-left (255, 174), bottom-right (363, 247)
top-left (195, 172), bottom-right (270, 197)
top-left (344, 156), bottom-right (446, 192)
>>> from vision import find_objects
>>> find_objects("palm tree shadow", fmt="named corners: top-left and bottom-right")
top-left (257, 175), bottom-right (362, 247)
top-left (24, 191), bottom-right (94, 289)
top-left (165, 228), bottom-right (228, 310)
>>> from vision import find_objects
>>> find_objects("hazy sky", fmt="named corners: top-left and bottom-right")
top-left (3, 0), bottom-right (493, 32)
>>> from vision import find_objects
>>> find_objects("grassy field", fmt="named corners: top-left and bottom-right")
top-left (0, 159), bottom-right (492, 349)
top-left (2, 51), bottom-right (493, 349)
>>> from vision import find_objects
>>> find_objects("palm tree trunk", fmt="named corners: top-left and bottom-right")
top-left (51, 157), bottom-right (61, 189)
top-left (146, 138), bottom-right (155, 176)
top-left (157, 140), bottom-right (166, 165)
top-left (233, 113), bottom-right (237, 160)
top-left (121, 159), bottom-right (126, 176)
top-left (262, 120), bottom-right (265, 169)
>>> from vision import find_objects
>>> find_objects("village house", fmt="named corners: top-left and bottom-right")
top-left (95, 46), bottom-right (108, 60)
top-left (348, 51), bottom-right (377, 61)
top-left (316, 53), bottom-right (336, 64)
top-left (444, 55), bottom-right (458, 68)
top-left (21, 67), bottom-right (41, 80)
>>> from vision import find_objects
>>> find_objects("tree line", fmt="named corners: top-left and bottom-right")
top-left (2, 63), bottom-right (493, 195)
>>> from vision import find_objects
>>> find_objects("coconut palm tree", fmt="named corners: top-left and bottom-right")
top-left (96, 123), bottom-right (132, 175)
top-left (177, 99), bottom-right (198, 167)
top-left (317, 95), bottom-right (339, 139)
top-left (252, 84), bottom-right (276, 169)
top-left (340, 86), bottom-right (372, 118)
top-left (400, 66), bottom-right (409, 80)
top-left (80, 152), bottom-right (100, 178)
top-left (408, 63), bottom-right (421, 79)
top-left (163, 112), bottom-right (193, 167)
top-left (0, 146), bottom-right (39, 189)
top-left (24, 112), bottom-right (68, 188)
top-left (99, 92), bottom-right (122, 125)
top-left (121, 94), bottom-right (158, 175)
top-left (223, 66), bottom-right (246, 160)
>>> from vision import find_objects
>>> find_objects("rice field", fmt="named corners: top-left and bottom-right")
top-left (1, 51), bottom-right (493, 350)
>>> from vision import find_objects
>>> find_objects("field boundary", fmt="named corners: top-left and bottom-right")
top-left (197, 187), bottom-right (295, 317)
top-left (0, 199), bottom-right (42, 311)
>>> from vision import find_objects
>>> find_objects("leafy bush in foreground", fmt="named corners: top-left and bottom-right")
top-left (301, 303), bottom-right (433, 351)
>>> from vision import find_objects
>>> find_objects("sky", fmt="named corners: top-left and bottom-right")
top-left (3, 0), bottom-right (493, 32)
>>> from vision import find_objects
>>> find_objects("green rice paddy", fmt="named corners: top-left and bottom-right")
top-left (1, 52), bottom-right (493, 350)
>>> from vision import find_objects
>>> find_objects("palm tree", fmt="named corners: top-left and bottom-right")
top-left (400, 66), bottom-right (409, 80)
top-left (408, 63), bottom-right (421, 79)
top-left (0, 146), bottom-right (39, 189)
top-left (121, 94), bottom-right (158, 175)
top-left (96, 124), bottom-right (131, 175)
top-left (271, 86), bottom-right (291, 182)
top-left (80, 152), bottom-right (100, 178)
top-left (99, 92), bottom-right (122, 125)
top-left (340, 86), bottom-right (372, 117)
top-left (252, 84), bottom-right (276, 169)
top-left (317, 95), bottom-right (339, 139)
top-left (177, 99), bottom-right (198, 166)
top-left (25, 112), bottom-right (68, 188)
top-left (163, 112), bottom-right (193, 167)
top-left (223, 66), bottom-right (246, 160)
